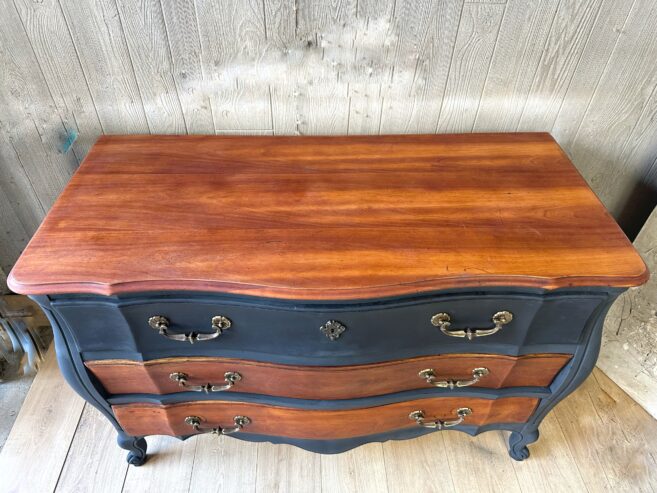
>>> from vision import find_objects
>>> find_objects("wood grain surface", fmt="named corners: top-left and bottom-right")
top-left (3, 1), bottom-right (657, 281)
top-left (7, 133), bottom-right (647, 298)
top-left (112, 396), bottom-right (539, 439)
top-left (86, 353), bottom-right (571, 399)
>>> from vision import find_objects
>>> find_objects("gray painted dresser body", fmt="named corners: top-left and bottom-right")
top-left (32, 285), bottom-right (620, 463)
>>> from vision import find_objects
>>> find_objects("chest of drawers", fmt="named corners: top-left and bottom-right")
top-left (8, 133), bottom-right (647, 465)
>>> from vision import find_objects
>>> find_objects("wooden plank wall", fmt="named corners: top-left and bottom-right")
top-left (1, 0), bottom-right (657, 276)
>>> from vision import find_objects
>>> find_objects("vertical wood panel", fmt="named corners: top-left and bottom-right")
top-left (297, 0), bottom-right (358, 34)
top-left (12, 0), bottom-right (103, 158)
top-left (517, 0), bottom-right (602, 132)
top-left (115, 0), bottom-right (187, 134)
top-left (58, 0), bottom-right (150, 133)
top-left (0, 133), bottom-right (45, 235)
top-left (348, 83), bottom-right (384, 134)
top-left (272, 84), bottom-right (349, 135)
top-left (0, 131), bottom-right (42, 289)
top-left (263, 0), bottom-right (295, 50)
top-left (0, 0), bottom-right (80, 209)
top-left (357, 0), bottom-right (396, 19)
top-left (473, 0), bottom-right (560, 131)
top-left (0, 180), bottom-right (31, 277)
top-left (348, 0), bottom-right (396, 135)
top-left (568, 0), bottom-right (657, 217)
top-left (379, 0), bottom-right (463, 134)
top-left (268, 0), bottom-right (354, 135)
top-left (436, 2), bottom-right (504, 133)
top-left (195, 0), bottom-right (272, 131)
top-left (0, 0), bottom-right (71, 279)
top-left (160, 0), bottom-right (215, 134)
top-left (551, 0), bottom-right (635, 149)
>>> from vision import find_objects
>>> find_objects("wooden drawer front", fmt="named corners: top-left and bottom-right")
top-left (87, 353), bottom-right (570, 399)
top-left (113, 397), bottom-right (539, 439)
top-left (54, 292), bottom-right (604, 363)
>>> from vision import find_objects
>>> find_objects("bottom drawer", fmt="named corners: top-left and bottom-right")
top-left (113, 397), bottom-right (538, 440)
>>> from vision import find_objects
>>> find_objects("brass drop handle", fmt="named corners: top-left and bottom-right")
top-left (431, 311), bottom-right (513, 340)
top-left (419, 367), bottom-right (489, 389)
top-left (148, 315), bottom-right (231, 344)
top-left (170, 371), bottom-right (241, 392)
top-left (184, 415), bottom-right (251, 435)
top-left (409, 408), bottom-right (472, 429)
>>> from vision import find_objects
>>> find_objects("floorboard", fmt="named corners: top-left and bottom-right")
top-left (382, 432), bottom-right (455, 493)
top-left (188, 434), bottom-right (257, 492)
top-left (511, 413), bottom-right (588, 492)
top-left (0, 347), bottom-right (85, 493)
top-left (121, 436), bottom-right (196, 493)
top-left (54, 404), bottom-right (128, 493)
top-left (255, 442), bottom-right (320, 493)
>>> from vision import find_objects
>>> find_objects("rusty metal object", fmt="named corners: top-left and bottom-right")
top-left (0, 295), bottom-right (51, 378)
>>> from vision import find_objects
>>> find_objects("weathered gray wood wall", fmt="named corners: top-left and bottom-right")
top-left (1, 0), bottom-right (657, 280)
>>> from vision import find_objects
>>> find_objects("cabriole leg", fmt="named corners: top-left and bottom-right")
top-left (508, 428), bottom-right (539, 461)
top-left (117, 432), bottom-right (148, 466)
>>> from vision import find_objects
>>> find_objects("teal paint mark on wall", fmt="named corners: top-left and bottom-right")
top-left (60, 129), bottom-right (78, 154)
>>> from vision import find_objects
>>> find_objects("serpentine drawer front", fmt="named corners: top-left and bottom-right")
top-left (85, 353), bottom-right (572, 399)
top-left (8, 134), bottom-right (648, 465)
top-left (112, 397), bottom-right (539, 439)
top-left (53, 293), bottom-right (603, 362)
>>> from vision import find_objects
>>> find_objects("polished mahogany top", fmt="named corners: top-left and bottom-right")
top-left (8, 133), bottom-right (648, 299)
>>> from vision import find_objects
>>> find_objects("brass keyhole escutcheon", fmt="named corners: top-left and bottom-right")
top-left (320, 320), bottom-right (346, 341)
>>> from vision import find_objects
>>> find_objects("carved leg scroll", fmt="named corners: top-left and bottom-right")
top-left (117, 432), bottom-right (148, 466)
top-left (508, 428), bottom-right (540, 461)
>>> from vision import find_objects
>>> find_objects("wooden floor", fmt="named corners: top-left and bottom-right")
top-left (1, 349), bottom-right (657, 493)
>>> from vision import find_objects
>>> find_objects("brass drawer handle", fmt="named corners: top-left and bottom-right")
top-left (184, 415), bottom-right (251, 435)
top-left (431, 311), bottom-right (513, 340)
top-left (418, 367), bottom-right (489, 389)
top-left (409, 408), bottom-right (472, 429)
top-left (169, 371), bottom-right (241, 392)
top-left (148, 315), bottom-right (231, 344)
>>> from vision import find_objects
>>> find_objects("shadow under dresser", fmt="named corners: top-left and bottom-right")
top-left (7, 133), bottom-right (648, 465)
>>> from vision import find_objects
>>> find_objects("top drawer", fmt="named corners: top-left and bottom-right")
top-left (52, 290), bottom-right (609, 365)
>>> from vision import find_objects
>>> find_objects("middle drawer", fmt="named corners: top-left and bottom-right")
top-left (86, 353), bottom-right (570, 399)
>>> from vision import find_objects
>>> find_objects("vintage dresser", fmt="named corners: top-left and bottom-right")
top-left (8, 133), bottom-right (648, 465)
